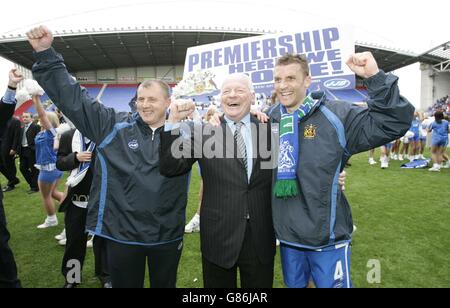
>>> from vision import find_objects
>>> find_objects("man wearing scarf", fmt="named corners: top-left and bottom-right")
top-left (267, 53), bottom-right (414, 288)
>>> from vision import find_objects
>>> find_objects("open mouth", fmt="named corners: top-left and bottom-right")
top-left (280, 91), bottom-right (294, 99)
top-left (142, 110), bottom-right (154, 116)
top-left (227, 103), bottom-right (240, 108)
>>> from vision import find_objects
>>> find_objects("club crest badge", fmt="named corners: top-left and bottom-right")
top-left (304, 124), bottom-right (317, 139)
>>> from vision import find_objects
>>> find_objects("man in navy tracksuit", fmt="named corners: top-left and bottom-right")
top-left (268, 53), bottom-right (414, 288)
top-left (0, 69), bottom-right (23, 288)
top-left (27, 26), bottom-right (189, 288)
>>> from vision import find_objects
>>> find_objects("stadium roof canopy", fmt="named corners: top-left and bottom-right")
top-left (356, 40), bottom-right (450, 73)
top-left (0, 29), bottom-right (428, 72)
top-left (0, 29), bottom-right (262, 71)
top-left (0, 28), bottom-right (434, 74)
top-left (1, 0), bottom-right (448, 76)
top-left (419, 41), bottom-right (450, 72)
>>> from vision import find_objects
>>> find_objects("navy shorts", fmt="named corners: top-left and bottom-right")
top-left (38, 170), bottom-right (63, 184)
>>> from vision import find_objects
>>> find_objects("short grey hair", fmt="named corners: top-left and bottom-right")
top-left (221, 73), bottom-right (255, 93)
top-left (139, 80), bottom-right (171, 99)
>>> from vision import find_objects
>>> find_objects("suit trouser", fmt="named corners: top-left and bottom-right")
top-left (61, 203), bottom-right (110, 285)
top-left (0, 149), bottom-right (18, 187)
top-left (106, 238), bottom-right (183, 288)
top-left (61, 203), bottom-right (88, 282)
top-left (93, 236), bottom-right (110, 284)
top-left (202, 221), bottom-right (274, 288)
top-left (0, 191), bottom-right (21, 288)
top-left (19, 147), bottom-right (39, 190)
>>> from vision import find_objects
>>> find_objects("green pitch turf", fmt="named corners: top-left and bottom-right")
top-left (2, 149), bottom-right (450, 288)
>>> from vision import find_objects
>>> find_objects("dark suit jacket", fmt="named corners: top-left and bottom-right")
top-left (160, 115), bottom-right (276, 269)
top-left (0, 99), bottom-right (16, 201)
top-left (0, 100), bottom-right (14, 130)
top-left (56, 128), bottom-right (95, 212)
top-left (19, 122), bottom-right (41, 153)
top-left (1, 117), bottom-right (21, 154)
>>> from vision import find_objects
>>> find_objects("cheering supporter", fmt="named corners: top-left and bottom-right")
top-left (32, 95), bottom-right (65, 229)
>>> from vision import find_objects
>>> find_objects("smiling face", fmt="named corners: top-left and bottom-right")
top-left (274, 63), bottom-right (312, 113)
top-left (220, 74), bottom-right (255, 122)
top-left (136, 82), bottom-right (171, 127)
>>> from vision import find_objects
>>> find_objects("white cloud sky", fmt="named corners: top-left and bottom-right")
top-left (1, 0), bottom-right (448, 108)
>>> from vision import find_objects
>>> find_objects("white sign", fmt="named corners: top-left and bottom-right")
top-left (184, 26), bottom-right (355, 95)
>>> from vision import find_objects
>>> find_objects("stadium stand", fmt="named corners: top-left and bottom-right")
top-left (428, 94), bottom-right (450, 115)
top-left (14, 85), bottom-right (370, 116)
top-left (97, 85), bottom-right (136, 112)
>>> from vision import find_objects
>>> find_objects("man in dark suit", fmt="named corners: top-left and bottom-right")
top-left (18, 112), bottom-right (40, 193)
top-left (0, 116), bottom-right (21, 192)
top-left (57, 128), bottom-right (111, 288)
top-left (160, 73), bottom-right (276, 288)
top-left (0, 69), bottom-right (23, 288)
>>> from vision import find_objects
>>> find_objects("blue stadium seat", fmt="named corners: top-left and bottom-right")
top-left (98, 86), bottom-right (137, 112)
top-left (21, 86), bottom-right (104, 114)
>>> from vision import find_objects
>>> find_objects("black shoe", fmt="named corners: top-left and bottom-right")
top-left (63, 282), bottom-right (78, 288)
top-left (11, 178), bottom-right (20, 186)
top-left (27, 188), bottom-right (39, 194)
top-left (2, 186), bottom-right (15, 192)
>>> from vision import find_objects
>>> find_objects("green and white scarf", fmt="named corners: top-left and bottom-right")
top-left (274, 94), bottom-right (317, 198)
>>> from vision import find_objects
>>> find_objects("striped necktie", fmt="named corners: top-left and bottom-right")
top-left (234, 122), bottom-right (248, 174)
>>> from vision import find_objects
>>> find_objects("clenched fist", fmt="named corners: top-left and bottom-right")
top-left (26, 26), bottom-right (54, 53)
top-left (168, 99), bottom-right (196, 123)
top-left (346, 52), bottom-right (380, 79)
top-left (8, 69), bottom-right (24, 88)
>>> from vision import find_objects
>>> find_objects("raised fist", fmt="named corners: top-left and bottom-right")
top-left (8, 69), bottom-right (24, 88)
top-left (26, 26), bottom-right (54, 53)
top-left (168, 99), bottom-right (196, 123)
top-left (346, 52), bottom-right (380, 79)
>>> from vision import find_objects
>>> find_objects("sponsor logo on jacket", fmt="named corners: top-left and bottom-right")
top-left (128, 140), bottom-right (139, 150)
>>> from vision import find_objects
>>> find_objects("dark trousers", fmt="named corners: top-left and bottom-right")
top-left (0, 192), bottom-right (21, 288)
top-left (93, 236), bottom-right (110, 284)
top-left (61, 204), bottom-right (88, 282)
top-left (202, 222), bottom-right (274, 288)
top-left (0, 150), bottom-right (18, 187)
top-left (61, 203), bottom-right (110, 285)
top-left (106, 238), bottom-right (183, 288)
top-left (19, 148), bottom-right (39, 190)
